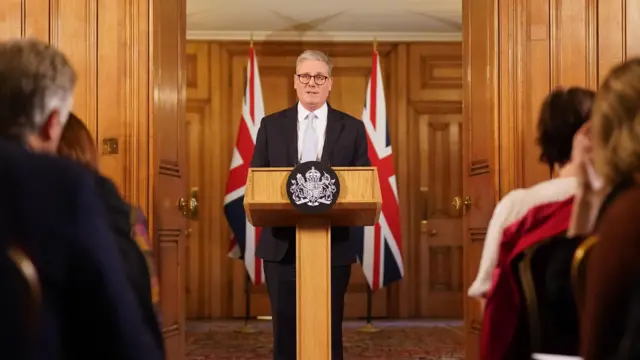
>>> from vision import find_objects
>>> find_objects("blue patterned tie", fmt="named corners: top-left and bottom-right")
top-left (300, 112), bottom-right (318, 163)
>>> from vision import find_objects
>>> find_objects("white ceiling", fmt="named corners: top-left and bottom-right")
top-left (186, 0), bottom-right (462, 41)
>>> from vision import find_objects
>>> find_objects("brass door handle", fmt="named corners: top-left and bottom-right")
top-left (177, 197), bottom-right (187, 216)
top-left (188, 187), bottom-right (199, 220)
top-left (178, 187), bottom-right (199, 220)
top-left (429, 229), bottom-right (437, 237)
top-left (452, 196), bottom-right (461, 210)
top-left (453, 196), bottom-right (472, 210)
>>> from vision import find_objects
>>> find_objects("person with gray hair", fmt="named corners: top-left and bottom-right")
top-left (250, 49), bottom-right (370, 360)
top-left (0, 38), bottom-right (76, 153)
top-left (0, 38), bottom-right (164, 360)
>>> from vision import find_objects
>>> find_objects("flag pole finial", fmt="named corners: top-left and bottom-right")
top-left (250, 32), bottom-right (254, 47)
top-left (373, 37), bottom-right (378, 52)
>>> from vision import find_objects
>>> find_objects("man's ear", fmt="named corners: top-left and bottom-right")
top-left (38, 110), bottom-right (61, 140)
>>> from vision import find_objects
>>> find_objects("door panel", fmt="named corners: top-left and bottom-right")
top-left (152, 0), bottom-right (187, 358)
top-left (417, 113), bottom-right (464, 318)
top-left (463, 0), bottom-right (498, 358)
top-left (185, 108), bottom-right (204, 318)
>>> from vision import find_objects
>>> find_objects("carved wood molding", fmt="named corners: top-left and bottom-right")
top-left (469, 159), bottom-right (490, 176)
top-left (188, 30), bottom-right (462, 43)
top-left (123, 0), bottom-right (150, 216)
top-left (468, 227), bottom-right (487, 242)
top-left (220, 41), bottom-right (396, 57)
top-left (497, 0), bottom-right (526, 197)
top-left (409, 100), bottom-right (462, 114)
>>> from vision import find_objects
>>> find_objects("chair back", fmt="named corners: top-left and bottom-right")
top-left (571, 235), bottom-right (597, 315)
top-left (1, 245), bottom-right (42, 352)
top-left (515, 234), bottom-right (582, 356)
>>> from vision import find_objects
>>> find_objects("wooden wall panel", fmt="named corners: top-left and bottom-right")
top-left (497, 0), bottom-right (640, 193)
top-left (185, 41), bottom-right (464, 320)
top-left (0, 0), bottom-right (150, 209)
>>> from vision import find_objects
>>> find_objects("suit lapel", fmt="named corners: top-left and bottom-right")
top-left (321, 105), bottom-right (344, 165)
top-left (283, 106), bottom-right (298, 165)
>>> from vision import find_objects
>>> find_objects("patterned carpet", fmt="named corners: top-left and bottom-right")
top-left (187, 320), bottom-right (464, 359)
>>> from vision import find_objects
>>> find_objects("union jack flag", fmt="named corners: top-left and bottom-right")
top-left (224, 45), bottom-right (265, 285)
top-left (354, 49), bottom-right (404, 291)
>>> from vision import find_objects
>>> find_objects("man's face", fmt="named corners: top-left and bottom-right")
top-left (294, 59), bottom-right (332, 110)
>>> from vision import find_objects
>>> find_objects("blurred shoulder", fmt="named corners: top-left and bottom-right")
top-left (1, 140), bottom-right (89, 178)
top-left (495, 188), bottom-right (526, 211)
top-left (0, 140), bottom-right (97, 201)
top-left (599, 185), bottom-right (640, 237)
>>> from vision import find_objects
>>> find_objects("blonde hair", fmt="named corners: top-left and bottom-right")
top-left (592, 58), bottom-right (640, 185)
top-left (296, 50), bottom-right (333, 76)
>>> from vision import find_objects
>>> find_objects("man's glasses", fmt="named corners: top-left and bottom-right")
top-left (296, 74), bottom-right (329, 85)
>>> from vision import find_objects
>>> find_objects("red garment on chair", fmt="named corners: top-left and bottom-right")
top-left (480, 197), bottom-right (575, 360)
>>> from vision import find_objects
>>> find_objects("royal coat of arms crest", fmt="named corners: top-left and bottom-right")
top-left (289, 166), bottom-right (337, 206)
top-left (285, 161), bottom-right (340, 213)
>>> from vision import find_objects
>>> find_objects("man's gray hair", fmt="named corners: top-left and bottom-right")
top-left (296, 50), bottom-right (334, 76)
top-left (0, 38), bottom-right (76, 137)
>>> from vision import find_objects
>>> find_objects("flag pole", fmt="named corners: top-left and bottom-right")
top-left (234, 271), bottom-right (259, 333)
top-left (250, 32), bottom-right (254, 47)
top-left (359, 286), bottom-right (382, 333)
top-left (360, 37), bottom-right (382, 334)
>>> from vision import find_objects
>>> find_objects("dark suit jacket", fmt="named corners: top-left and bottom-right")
top-left (94, 174), bottom-right (165, 352)
top-left (250, 104), bottom-right (371, 266)
top-left (0, 140), bottom-right (163, 360)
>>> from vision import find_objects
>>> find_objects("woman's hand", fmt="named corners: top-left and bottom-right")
top-left (478, 297), bottom-right (487, 315)
top-left (571, 121), bottom-right (592, 165)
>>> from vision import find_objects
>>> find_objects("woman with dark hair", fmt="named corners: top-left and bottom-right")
top-left (57, 113), bottom-right (164, 354)
top-left (469, 87), bottom-right (595, 360)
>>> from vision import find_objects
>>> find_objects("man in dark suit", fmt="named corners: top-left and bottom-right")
top-left (251, 49), bottom-right (371, 360)
top-left (0, 38), bottom-right (163, 360)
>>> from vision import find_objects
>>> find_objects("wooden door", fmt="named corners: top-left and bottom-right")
top-left (185, 106), bottom-right (204, 319)
top-left (225, 42), bottom-right (394, 319)
top-left (463, 0), bottom-right (498, 357)
top-left (417, 113), bottom-right (464, 318)
top-left (405, 43), bottom-right (465, 319)
top-left (152, 0), bottom-right (187, 358)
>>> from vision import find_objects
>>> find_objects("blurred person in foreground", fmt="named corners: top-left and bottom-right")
top-left (578, 58), bottom-right (640, 360)
top-left (0, 38), bottom-right (163, 360)
top-left (471, 87), bottom-right (595, 360)
top-left (57, 113), bottom-right (164, 351)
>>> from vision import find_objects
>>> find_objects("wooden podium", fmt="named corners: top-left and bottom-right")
top-left (244, 166), bottom-right (382, 360)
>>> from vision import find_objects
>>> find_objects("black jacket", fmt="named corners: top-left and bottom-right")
top-left (0, 140), bottom-right (163, 360)
top-left (94, 174), bottom-right (165, 354)
top-left (249, 104), bottom-right (371, 265)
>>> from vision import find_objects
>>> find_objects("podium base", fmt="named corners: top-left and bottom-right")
top-left (358, 322), bottom-right (382, 333)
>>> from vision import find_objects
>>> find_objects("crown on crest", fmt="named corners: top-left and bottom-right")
top-left (306, 167), bottom-right (321, 181)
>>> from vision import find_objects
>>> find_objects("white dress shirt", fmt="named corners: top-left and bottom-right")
top-left (297, 102), bottom-right (327, 162)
